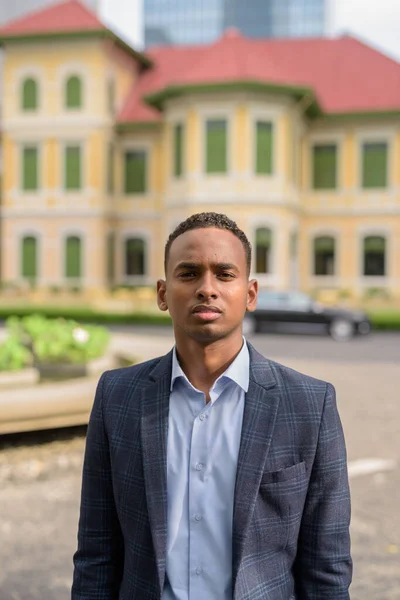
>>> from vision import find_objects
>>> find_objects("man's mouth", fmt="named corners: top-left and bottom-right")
top-left (192, 306), bottom-right (223, 321)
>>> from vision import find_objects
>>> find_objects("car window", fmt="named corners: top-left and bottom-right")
top-left (286, 292), bottom-right (312, 311)
top-left (257, 292), bottom-right (289, 309)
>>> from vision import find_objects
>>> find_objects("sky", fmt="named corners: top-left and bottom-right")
top-left (100, 0), bottom-right (400, 61)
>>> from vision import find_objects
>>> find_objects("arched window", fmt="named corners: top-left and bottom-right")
top-left (255, 228), bottom-right (272, 274)
top-left (22, 78), bottom-right (38, 111)
top-left (125, 238), bottom-right (146, 276)
top-left (65, 236), bottom-right (82, 279)
top-left (314, 236), bottom-right (335, 276)
top-left (65, 75), bottom-right (82, 109)
top-left (363, 236), bottom-right (386, 276)
top-left (21, 236), bottom-right (38, 281)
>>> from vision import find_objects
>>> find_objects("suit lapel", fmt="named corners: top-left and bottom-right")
top-left (232, 344), bottom-right (281, 585)
top-left (141, 350), bottom-right (173, 594)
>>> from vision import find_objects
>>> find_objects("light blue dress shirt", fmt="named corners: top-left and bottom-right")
top-left (162, 340), bottom-right (249, 600)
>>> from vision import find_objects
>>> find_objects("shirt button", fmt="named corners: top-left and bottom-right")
top-left (195, 463), bottom-right (204, 471)
top-left (195, 514), bottom-right (202, 522)
top-left (199, 414), bottom-right (205, 421)
top-left (196, 567), bottom-right (203, 575)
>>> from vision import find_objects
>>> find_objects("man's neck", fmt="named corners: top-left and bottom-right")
top-left (175, 332), bottom-right (243, 396)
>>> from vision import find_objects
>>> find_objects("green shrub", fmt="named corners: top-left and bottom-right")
top-left (367, 310), bottom-right (400, 330)
top-left (0, 336), bottom-right (32, 372)
top-left (0, 305), bottom-right (172, 325)
top-left (6, 314), bottom-right (110, 365)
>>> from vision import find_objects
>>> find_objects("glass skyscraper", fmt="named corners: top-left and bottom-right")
top-left (144, 0), bottom-right (326, 48)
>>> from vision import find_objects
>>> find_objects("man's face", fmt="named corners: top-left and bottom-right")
top-left (157, 227), bottom-right (258, 343)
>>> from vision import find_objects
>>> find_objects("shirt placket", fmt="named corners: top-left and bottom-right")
top-left (188, 394), bottom-right (211, 599)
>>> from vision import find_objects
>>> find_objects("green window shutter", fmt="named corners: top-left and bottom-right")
top-left (65, 146), bottom-right (81, 190)
top-left (364, 236), bottom-right (385, 252)
top-left (66, 76), bottom-right (82, 109)
top-left (125, 238), bottom-right (145, 276)
top-left (23, 147), bottom-right (38, 191)
top-left (125, 151), bottom-right (147, 194)
top-left (362, 143), bottom-right (387, 188)
top-left (256, 121), bottom-right (273, 174)
top-left (108, 79), bottom-right (115, 114)
top-left (65, 236), bottom-right (82, 278)
top-left (174, 124), bottom-right (184, 177)
top-left (22, 78), bottom-right (38, 111)
top-left (314, 236), bottom-right (335, 252)
top-left (107, 143), bottom-right (114, 194)
top-left (206, 120), bottom-right (227, 173)
top-left (255, 228), bottom-right (272, 274)
top-left (313, 144), bottom-right (337, 189)
top-left (22, 236), bottom-right (37, 280)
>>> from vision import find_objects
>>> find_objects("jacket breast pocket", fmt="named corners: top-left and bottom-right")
top-left (260, 460), bottom-right (306, 485)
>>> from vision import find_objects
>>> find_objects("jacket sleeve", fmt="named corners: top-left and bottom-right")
top-left (71, 372), bottom-right (124, 600)
top-left (294, 382), bottom-right (352, 599)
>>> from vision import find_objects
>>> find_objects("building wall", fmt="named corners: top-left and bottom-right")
top-left (1, 38), bottom-right (399, 300)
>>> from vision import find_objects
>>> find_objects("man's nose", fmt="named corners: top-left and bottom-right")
top-left (195, 272), bottom-right (218, 299)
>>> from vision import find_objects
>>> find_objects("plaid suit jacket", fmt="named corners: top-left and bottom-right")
top-left (72, 343), bottom-right (352, 600)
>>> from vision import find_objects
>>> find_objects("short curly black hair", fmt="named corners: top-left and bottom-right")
top-left (164, 212), bottom-right (252, 275)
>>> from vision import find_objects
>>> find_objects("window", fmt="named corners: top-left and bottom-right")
top-left (21, 236), bottom-right (38, 281)
top-left (125, 151), bottom-right (147, 194)
top-left (255, 121), bottom-right (273, 175)
top-left (314, 236), bottom-right (335, 276)
top-left (255, 228), bottom-right (272, 274)
top-left (174, 123), bottom-right (184, 178)
top-left (125, 238), bottom-right (145, 276)
top-left (66, 75), bottom-right (82, 109)
top-left (206, 119), bottom-right (227, 173)
top-left (65, 236), bottom-right (82, 279)
top-left (363, 236), bottom-right (386, 276)
top-left (312, 144), bottom-right (337, 189)
top-left (22, 78), bottom-right (38, 111)
top-left (22, 147), bottom-right (38, 191)
top-left (362, 142), bottom-right (388, 189)
top-left (65, 146), bottom-right (81, 190)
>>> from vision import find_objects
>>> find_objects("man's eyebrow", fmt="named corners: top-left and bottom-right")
top-left (174, 261), bottom-right (239, 271)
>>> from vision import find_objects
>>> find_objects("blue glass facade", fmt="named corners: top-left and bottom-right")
top-left (144, 0), bottom-right (326, 48)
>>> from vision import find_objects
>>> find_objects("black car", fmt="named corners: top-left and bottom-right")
top-left (243, 291), bottom-right (371, 341)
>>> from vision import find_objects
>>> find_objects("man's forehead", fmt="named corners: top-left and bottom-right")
top-left (171, 227), bottom-right (241, 251)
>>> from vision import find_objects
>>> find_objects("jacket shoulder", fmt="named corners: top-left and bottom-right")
top-left (101, 355), bottom-right (167, 391)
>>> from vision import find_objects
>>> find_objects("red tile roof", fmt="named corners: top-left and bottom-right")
top-left (0, 0), bottom-right (151, 66)
top-left (1, 4), bottom-right (399, 123)
top-left (0, 0), bottom-right (105, 35)
top-left (118, 31), bottom-right (400, 123)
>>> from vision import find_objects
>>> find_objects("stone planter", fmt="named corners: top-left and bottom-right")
top-left (0, 368), bottom-right (39, 389)
top-left (35, 353), bottom-right (115, 382)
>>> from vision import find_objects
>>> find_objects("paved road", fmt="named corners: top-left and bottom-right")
top-left (1, 331), bottom-right (399, 599)
top-left (109, 325), bottom-right (400, 363)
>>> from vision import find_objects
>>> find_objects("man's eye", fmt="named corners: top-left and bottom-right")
top-left (219, 272), bottom-right (234, 278)
top-left (179, 272), bottom-right (196, 278)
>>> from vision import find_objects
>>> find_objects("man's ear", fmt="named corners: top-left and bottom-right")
top-left (157, 279), bottom-right (168, 312)
top-left (246, 279), bottom-right (258, 313)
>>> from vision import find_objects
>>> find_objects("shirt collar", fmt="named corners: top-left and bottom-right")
top-left (170, 338), bottom-right (250, 393)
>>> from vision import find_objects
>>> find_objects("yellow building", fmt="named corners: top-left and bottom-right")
top-left (1, 0), bottom-right (400, 302)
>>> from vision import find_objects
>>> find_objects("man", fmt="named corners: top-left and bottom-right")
top-left (72, 212), bottom-right (352, 600)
